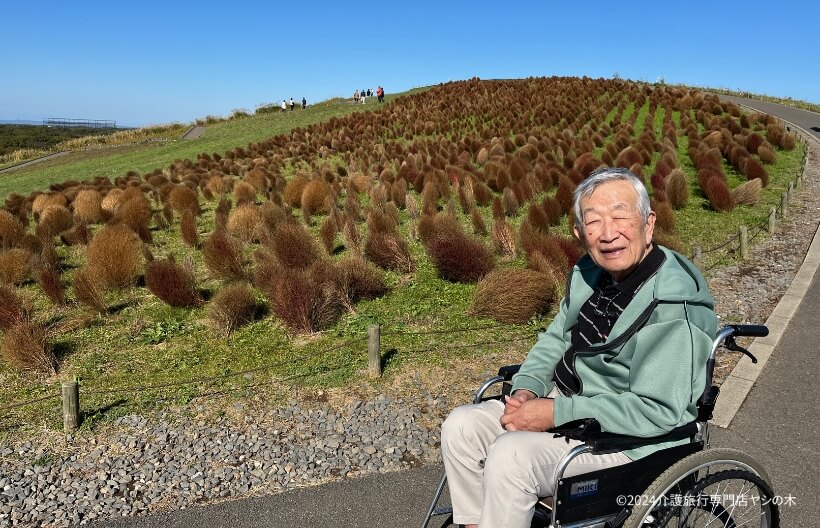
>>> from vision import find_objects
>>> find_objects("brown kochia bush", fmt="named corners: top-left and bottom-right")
top-left (145, 257), bottom-right (202, 308)
top-left (180, 210), bottom-right (199, 247)
top-left (1, 321), bottom-right (56, 375)
top-left (0, 210), bottom-right (25, 249)
top-left (72, 267), bottom-right (107, 313)
top-left (207, 281), bottom-right (258, 336)
top-left (270, 220), bottom-right (323, 268)
top-left (36, 205), bottom-right (73, 239)
top-left (491, 220), bottom-right (517, 258)
top-left (0, 248), bottom-right (31, 285)
top-left (168, 185), bottom-right (200, 216)
top-left (758, 144), bottom-right (776, 164)
top-left (652, 200), bottom-right (676, 234)
top-left (73, 189), bottom-right (103, 224)
top-left (364, 231), bottom-right (415, 272)
top-left (116, 193), bottom-right (153, 242)
top-left (301, 178), bottom-right (332, 221)
top-left (336, 255), bottom-right (388, 305)
top-left (0, 285), bottom-right (31, 331)
top-left (34, 263), bottom-right (65, 306)
top-left (202, 228), bottom-right (247, 281)
top-left (731, 178), bottom-right (762, 206)
top-left (233, 181), bottom-right (258, 206)
top-left (666, 168), bottom-right (688, 209)
top-left (469, 268), bottom-right (557, 324)
top-left (227, 204), bottom-right (264, 243)
top-left (86, 224), bottom-right (145, 290)
top-left (424, 222), bottom-right (495, 283)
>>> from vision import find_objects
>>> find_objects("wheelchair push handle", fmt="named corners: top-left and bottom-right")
top-left (711, 324), bottom-right (768, 364)
top-left (727, 324), bottom-right (769, 338)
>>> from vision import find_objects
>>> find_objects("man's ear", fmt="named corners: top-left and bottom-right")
top-left (645, 211), bottom-right (656, 245)
top-left (572, 222), bottom-right (582, 242)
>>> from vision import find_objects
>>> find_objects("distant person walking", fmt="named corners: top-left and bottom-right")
top-left (289, 97), bottom-right (295, 111)
top-left (301, 97), bottom-right (307, 109)
top-left (281, 99), bottom-right (287, 113)
top-left (377, 85), bottom-right (384, 103)
top-left (353, 89), bottom-right (359, 102)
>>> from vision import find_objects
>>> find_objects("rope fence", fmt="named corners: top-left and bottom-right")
top-left (0, 321), bottom-right (536, 433)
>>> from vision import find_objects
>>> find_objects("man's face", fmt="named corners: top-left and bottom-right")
top-left (572, 179), bottom-right (656, 282)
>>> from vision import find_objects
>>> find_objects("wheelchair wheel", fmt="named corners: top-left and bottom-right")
top-left (623, 448), bottom-right (779, 528)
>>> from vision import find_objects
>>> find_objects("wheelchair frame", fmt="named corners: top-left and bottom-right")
top-left (422, 325), bottom-right (779, 528)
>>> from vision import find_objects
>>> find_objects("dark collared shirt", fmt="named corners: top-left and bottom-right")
top-left (553, 243), bottom-right (665, 395)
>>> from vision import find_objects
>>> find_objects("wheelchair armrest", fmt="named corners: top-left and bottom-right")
top-left (549, 419), bottom-right (700, 453)
top-left (497, 364), bottom-right (521, 381)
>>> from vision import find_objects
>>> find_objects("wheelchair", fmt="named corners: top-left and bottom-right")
top-left (422, 324), bottom-right (779, 528)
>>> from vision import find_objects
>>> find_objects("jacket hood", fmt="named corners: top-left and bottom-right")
top-left (574, 245), bottom-right (714, 308)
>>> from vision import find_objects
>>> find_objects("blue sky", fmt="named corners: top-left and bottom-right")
top-left (3, 1), bottom-right (818, 127)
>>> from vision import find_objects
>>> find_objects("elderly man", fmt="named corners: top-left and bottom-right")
top-left (441, 167), bottom-right (717, 527)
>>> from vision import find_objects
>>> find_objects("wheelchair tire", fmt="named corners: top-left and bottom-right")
top-left (623, 447), bottom-right (779, 528)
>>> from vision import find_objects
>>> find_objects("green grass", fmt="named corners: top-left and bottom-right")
top-left (0, 95), bottom-right (409, 199)
top-left (0, 82), bottom-right (808, 443)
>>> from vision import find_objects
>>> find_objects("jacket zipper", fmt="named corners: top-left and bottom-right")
top-left (571, 298), bottom-right (660, 395)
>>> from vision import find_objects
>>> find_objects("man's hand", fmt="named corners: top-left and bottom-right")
top-left (500, 391), bottom-right (555, 432)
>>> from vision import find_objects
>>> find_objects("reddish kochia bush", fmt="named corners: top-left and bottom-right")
top-left (202, 228), bottom-right (247, 281)
top-left (0, 285), bottom-right (31, 331)
top-left (86, 224), bottom-right (144, 290)
top-left (742, 157), bottom-right (769, 187)
top-left (207, 281), bottom-right (258, 336)
top-left (555, 175), bottom-right (575, 213)
top-left (703, 178), bottom-right (735, 212)
top-left (424, 222), bottom-right (495, 283)
top-left (257, 260), bottom-right (343, 333)
top-left (1, 321), bottom-right (56, 375)
top-left (145, 257), bottom-right (202, 307)
top-left (269, 220), bottom-right (323, 269)
top-left (469, 268), bottom-right (557, 323)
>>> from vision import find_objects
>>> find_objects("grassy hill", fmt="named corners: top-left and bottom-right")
top-left (0, 80), bottom-right (807, 442)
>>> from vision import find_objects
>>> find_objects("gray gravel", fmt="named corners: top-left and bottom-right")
top-left (0, 396), bottom-right (445, 527)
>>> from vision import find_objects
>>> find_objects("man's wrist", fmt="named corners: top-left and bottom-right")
top-left (512, 389), bottom-right (537, 400)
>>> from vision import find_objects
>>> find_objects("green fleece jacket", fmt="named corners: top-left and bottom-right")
top-left (511, 246), bottom-right (717, 459)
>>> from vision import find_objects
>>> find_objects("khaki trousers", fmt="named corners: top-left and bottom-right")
top-left (440, 398), bottom-right (631, 527)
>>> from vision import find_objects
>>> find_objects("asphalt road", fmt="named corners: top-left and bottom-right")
top-left (93, 97), bottom-right (820, 528)
top-left (719, 94), bottom-right (820, 144)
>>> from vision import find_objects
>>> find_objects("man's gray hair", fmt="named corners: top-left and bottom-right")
top-left (572, 167), bottom-right (652, 229)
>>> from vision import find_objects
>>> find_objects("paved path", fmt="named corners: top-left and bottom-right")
top-left (181, 126), bottom-right (206, 140)
top-left (0, 151), bottom-right (69, 174)
top-left (94, 97), bottom-right (820, 528)
top-left (719, 94), bottom-right (820, 144)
